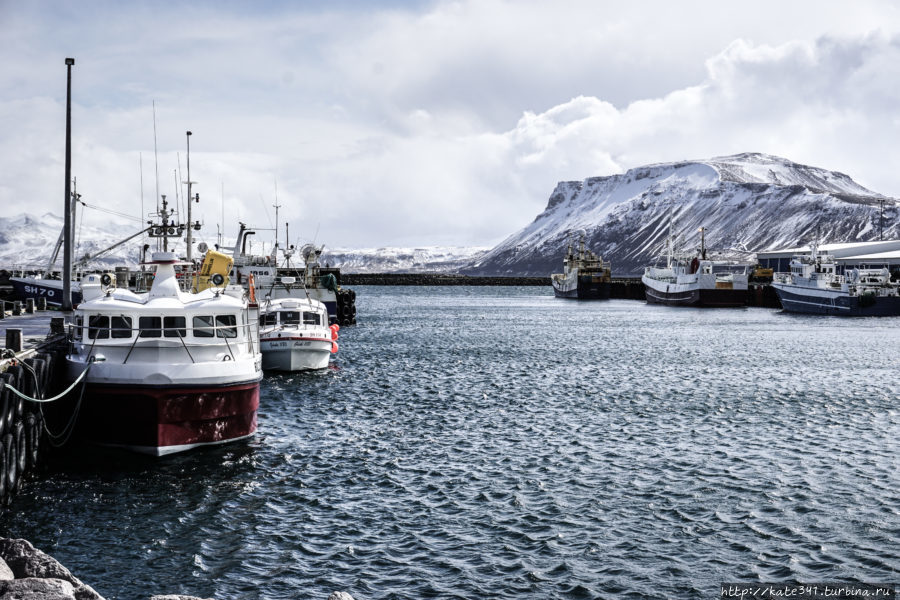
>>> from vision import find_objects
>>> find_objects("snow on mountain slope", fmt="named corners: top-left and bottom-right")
top-left (464, 153), bottom-right (899, 276)
top-left (0, 211), bottom-right (487, 274)
top-left (0, 212), bottom-right (151, 270)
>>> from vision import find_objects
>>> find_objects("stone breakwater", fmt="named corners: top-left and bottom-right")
top-left (0, 538), bottom-right (356, 600)
top-left (340, 272), bottom-right (550, 286)
top-left (338, 273), bottom-right (782, 307)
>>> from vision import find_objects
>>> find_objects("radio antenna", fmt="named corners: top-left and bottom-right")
top-left (152, 100), bottom-right (160, 212)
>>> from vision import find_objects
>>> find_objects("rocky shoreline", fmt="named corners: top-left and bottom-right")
top-left (0, 538), bottom-right (355, 600)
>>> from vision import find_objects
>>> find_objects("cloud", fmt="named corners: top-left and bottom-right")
top-left (3, 1), bottom-right (900, 251)
top-left (496, 33), bottom-right (900, 201)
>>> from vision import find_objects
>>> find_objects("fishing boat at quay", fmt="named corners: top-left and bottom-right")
top-left (642, 227), bottom-right (750, 307)
top-left (230, 222), bottom-right (356, 325)
top-left (771, 244), bottom-right (900, 315)
top-left (551, 237), bottom-right (611, 299)
top-left (259, 295), bottom-right (338, 371)
top-left (64, 251), bottom-right (262, 456)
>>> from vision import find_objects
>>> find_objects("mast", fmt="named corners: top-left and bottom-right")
top-left (62, 57), bottom-right (75, 312)
top-left (273, 178), bottom-right (281, 258)
top-left (185, 131), bottom-right (194, 262)
top-left (666, 208), bottom-right (674, 269)
top-left (220, 180), bottom-right (225, 249)
top-left (698, 226), bottom-right (706, 260)
top-left (152, 101), bottom-right (160, 213)
top-left (70, 178), bottom-right (79, 264)
top-left (161, 196), bottom-right (170, 253)
top-left (284, 222), bottom-right (292, 267)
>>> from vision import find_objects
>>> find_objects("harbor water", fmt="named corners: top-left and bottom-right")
top-left (2, 285), bottom-right (899, 599)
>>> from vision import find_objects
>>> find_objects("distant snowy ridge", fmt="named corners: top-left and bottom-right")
top-left (322, 246), bottom-right (489, 273)
top-left (464, 153), bottom-right (899, 276)
top-left (0, 212), bottom-right (488, 275)
top-left (0, 212), bottom-right (145, 270)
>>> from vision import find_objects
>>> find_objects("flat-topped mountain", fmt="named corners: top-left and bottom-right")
top-left (464, 153), bottom-right (899, 276)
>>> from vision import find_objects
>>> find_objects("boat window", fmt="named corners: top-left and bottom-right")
top-left (139, 316), bottom-right (162, 338)
top-left (193, 315), bottom-right (215, 338)
top-left (111, 316), bottom-right (133, 339)
top-left (88, 315), bottom-right (109, 340)
top-left (303, 311), bottom-right (320, 325)
top-left (281, 311), bottom-right (300, 325)
top-left (74, 316), bottom-right (83, 340)
top-left (261, 312), bottom-right (278, 326)
top-left (164, 316), bottom-right (186, 338)
top-left (216, 314), bottom-right (237, 338)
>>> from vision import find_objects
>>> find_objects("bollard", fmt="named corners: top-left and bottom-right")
top-left (12, 301), bottom-right (22, 316)
top-left (25, 298), bottom-right (35, 314)
top-left (50, 317), bottom-right (65, 336)
top-left (5, 328), bottom-right (23, 353)
top-left (37, 297), bottom-right (47, 311)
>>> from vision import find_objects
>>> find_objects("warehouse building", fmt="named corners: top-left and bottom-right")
top-left (757, 240), bottom-right (900, 273)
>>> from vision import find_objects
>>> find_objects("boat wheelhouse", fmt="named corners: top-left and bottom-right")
top-left (65, 252), bottom-right (262, 456)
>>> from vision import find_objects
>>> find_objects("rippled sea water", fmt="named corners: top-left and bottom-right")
top-left (3, 286), bottom-right (900, 599)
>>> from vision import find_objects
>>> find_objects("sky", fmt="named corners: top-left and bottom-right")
top-left (2, 0), bottom-right (900, 252)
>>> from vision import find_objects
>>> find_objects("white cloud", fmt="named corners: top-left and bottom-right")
top-left (2, 1), bottom-right (900, 251)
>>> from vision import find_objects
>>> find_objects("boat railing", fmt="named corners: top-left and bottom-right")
top-left (773, 272), bottom-right (792, 284)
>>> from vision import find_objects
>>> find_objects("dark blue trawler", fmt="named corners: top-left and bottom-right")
top-left (9, 276), bottom-right (83, 307)
top-left (551, 237), bottom-right (611, 299)
top-left (771, 244), bottom-right (900, 316)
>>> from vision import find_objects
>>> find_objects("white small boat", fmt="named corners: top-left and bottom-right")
top-left (230, 222), bottom-right (357, 325)
top-left (259, 294), bottom-right (338, 371)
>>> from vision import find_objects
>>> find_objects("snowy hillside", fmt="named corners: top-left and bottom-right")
top-left (0, 212), bottom-right (487, 275)
top-left (0, 212), bottom-right (155, 270)
top-left (321, 246), bottom-right (489, 273)
top-left (464, 153), bottom-right (899, 276)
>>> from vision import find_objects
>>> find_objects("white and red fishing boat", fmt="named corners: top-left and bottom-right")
top-left (642, 226), bottom-right (750, 307)
top-left (259, 292), bottom-right (338, 371)
top-left (65, 251), bottom-right (262, 456)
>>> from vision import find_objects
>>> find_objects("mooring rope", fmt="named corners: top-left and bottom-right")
top-left (4, 361), bottom-right (93, 404)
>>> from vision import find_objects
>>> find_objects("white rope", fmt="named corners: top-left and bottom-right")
top-left (3, 362), bottom-right (93, 404)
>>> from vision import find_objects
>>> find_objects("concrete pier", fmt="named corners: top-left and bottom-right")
top-left (0, 310), bottom-right (67, 508)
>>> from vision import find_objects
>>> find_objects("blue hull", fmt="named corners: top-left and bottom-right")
top-left (10, 278), bottom-right (83, 307)
top-left (774, 286), bottom-right (900, 316)
top-left (644, 286), bottom-right (747, 307)
top-left (552, 279), bottom-right (610, 300)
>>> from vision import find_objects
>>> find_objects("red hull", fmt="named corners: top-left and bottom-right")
top-left (77, 380), bottom-right (260, 455)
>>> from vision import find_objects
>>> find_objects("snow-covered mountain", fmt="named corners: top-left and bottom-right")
top-left (0, 212), bottom-right (149, 270)
top-left (321, 246), bottom-right (489, 273)
top-left (463, 153), bottom-right (899, 276)
top-left (4, 154), bottom-right (896, 278)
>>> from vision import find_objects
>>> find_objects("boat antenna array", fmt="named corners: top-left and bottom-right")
top-left (147, 196), bottom-right (187, 253)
